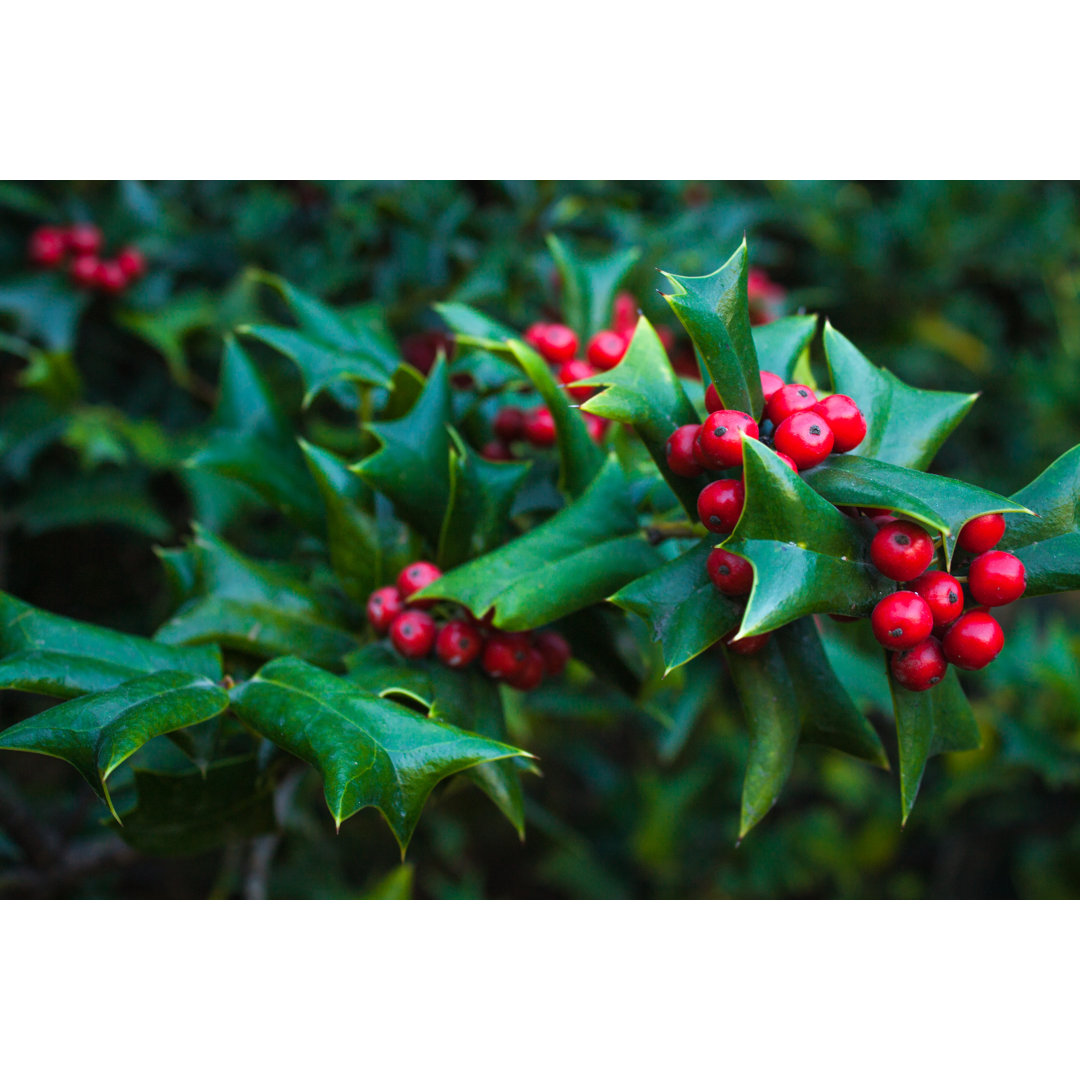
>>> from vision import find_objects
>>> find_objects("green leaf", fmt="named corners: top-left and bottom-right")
top-left (436, 302), bottom-right (603, 497)
top-left (361, 864), bottom-right (415, 899)
top-left (154, 529), bottom-right (354, 667)
top-left (576, 316), bottom-right (701, 515)
top-left (300, 440), bottom-right (381, 601)
top-left (352, 356), bottom-right (452, 544)
top-left (823, 322), bottom-right (977, 470)
top-left (723, 439), bottom-right (890, 637)
top-left (231, 656), bottom-right (530, 851)
top-left (803, 453), bottom-right (1033, 564)
top-left (0, 590), bottom-right (222, 697)
top-left (116, 756), bottom-right (276, 857)
top-left (116, 291), bottom-right (217, 390)
top-left (725, 638), bottom-right (801, 838)
top-left (546, 235), bottom-right (639, 342)
top-left (611, 538), bottom-right (741, 673)
top-left (238, 325), bottom-right (392, 406)
top-left (0, 274), bottom-right (88, 352)
top-left (438, 433), bottom-right (531, 568)
top-left (661, 240), bottom-right (762, 418)
top-left (888, 666), bottom-right (979, 824)
top-left (0, 672), bottom-right (229, 816)
top-left (752, 315), bottom-right (818, 382)
top-left (415, 457), bottom-right (661, 630)
top-left (1002, 444), bottom-right (1080, 596)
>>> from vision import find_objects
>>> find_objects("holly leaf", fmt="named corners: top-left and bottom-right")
top-left (723, 439), bottom-right (890, 638)
top-left (230, 656), bottom-right (530, 851)
top-left (436, 302), bottom-right (603, 497)
top-left (0, 274), bottom-right (88, 352)
top-left (0, 591), bottom-right (222, 697)
top-left (0, 672), bottom-right (230, 817)
top-left (116, 291), bottom-right (217, 391)
top-left (889, 666), bottom-right (979, 824)
top-left (154, 529), bottom-right (354, 667)
top-left (352, 356), bottom-right (452, 544)
top-left (661, 240), bottom-right (762, 418)
top-left (610, 538), bottom-right (741, 673)
top-left (752, 315), bottom-right (818, 382)
top-left (823, 322), bottom-right (977, 470)
top-left (1002, 444), bottom-right (1080, 596)
top-left (546, 235), bottom-right (639, 342)
top-left (576, 316), bottom-right (701, 515)
top-left (803, 454), bottom-right (1033, 564)
top-left (301, 440), bottom-right (382, 602)
top-left (414, 457), bottom-right (661, 630)
top-left (438, 433), bottom-right (531, 568)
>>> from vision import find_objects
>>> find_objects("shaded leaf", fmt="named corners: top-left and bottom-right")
top-left (546, 235), bottom-right (639, 341)
top-left (752, 315), bottom-right (818, 382)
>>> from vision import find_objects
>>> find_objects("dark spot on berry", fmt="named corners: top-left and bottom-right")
top-left (714, 426), bottom-right (727, 437)
top-left (719, 565), bottom-right (730, 576)
top-left (895, 535), bottom-right (910, 547)
top-left (948, 591), bottom-right (958, 603)
top-left (708, 516), bottom-right (721, 528)
top-left (890, 627), bottom-right (903, 637)
top-left (797, 389), bottom-right (808, 398)
top-left (809, 424), bottom-right (821, 436)
top-left (929, 675), bottom-right (941, 685)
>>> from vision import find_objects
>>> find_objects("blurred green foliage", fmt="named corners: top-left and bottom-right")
top-left (2, 180), bottom-right (1080, 898)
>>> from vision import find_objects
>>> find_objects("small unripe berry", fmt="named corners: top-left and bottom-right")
top-left (773, 411), bottom-right (834, 469)
top-left (435, 619), bottom-right (483, 668)
top-left (493, 406), bottom-right (525, 443)
top-left (116, 246), bottom-right (147, 279)
top-left (722, 628), bottom-right (771, 655)
top-left (70, 254), bottom-right (102, 289)
top-left (811, 394), bottom-right (866, 453)
top-left (534, 630), bottom-right (571, 677)
top-left (665, 424), bottom-right (703, 478)
top-left (891, 637), bottom-right (948, 691)
top-left (871, 591), bottom-right (934, 651)
top-left (558, 359), bottom-right (596, 402)
top-left (506, 646), bottom-right (546, 691)
top-left (765, 383), bottom-right (818, 426)
top-left (957, 513), bottom-right (1006, 554)
top-left (389, 610), bottom-right (437, 658)
top-left (912, 570), bottom-right (964, 630)
top-left (706, 548), bottom-right (753, 596)
top-left (532, 323), bottom-right (578, 364)
top-left (481, 632), bottom-right (531, 681)
top-left (697, 479), bottom-right (745, 534)
top-left (397, 561), bottom-right (442, 605)
top-left (696, 410), bottom-right (759, 469)
top-left (66, 223), bottom-right (103, 255)
top-left (523, 407), bottom-right (557, 446)
top-left (28, 226), bottom-right (66, 266)
top-left (967, 550), bottom-right (1026, 606)
top-left (870, 520), bottom-right (935, 582)
top-left (366, 585), bottom-right (404, 633)
top-left (587, 330), bottom-right (628, 370)
top-left (942, 611), bottom-right (1004, 670)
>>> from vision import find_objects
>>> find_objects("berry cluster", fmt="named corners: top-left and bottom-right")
top-left (867, 513), bottom-right (1026, 691)
top-left (27, 223), bottom-right (146, 295)
top-left (366, 560), bottom-right (571, 692)
top-left (747, 268), bottom-right (786, 326)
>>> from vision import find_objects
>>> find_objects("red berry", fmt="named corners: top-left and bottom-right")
top-left (811, 394), bottom-right (866, 453)
top-left (697, 479), bottom-right (745, 534)
top-left (704, 383), bottom-right (722, 413)
top-left (95, 260), bottom-right (129, 294)
top-left (774, 452), bottom-right (799, 473)
top-left (366, 585), bottom-right (404, 633)
top-left (534, 630), bottom-right (571, 677)
top-left (66, 223), bottom-right (102, 255)
top-left (696, 410), bottom-right (759, 469)
top-left (481, 632), bottom-right (531, 681)
top-left (435, 620), bottom-right (483, 668)
top-left (558, 359), bottom-right (596, 402)
top-left (773, 411), bottom-right (834, 469)
top-left (389, 610), bottom-right (437, 658)
top-left (115, 246), bottom-right (147, 280)
top-left (493, 406), bottom-right (525, 443)
top-left (612, 292), bottom-right (637, 335)
top-left (665, 424), bottom-right (703, 478)
top-left (912, 570), bottom-right (964, 630)
top-left (967, 550), bottom-right (1026, 607)
top-left (524, 323), bottom-right (549, 350)
top-left (760, 370), bottom-right (785, 402)
top-left (765, 383), bottom-right (818, 426)
top-left (942, 611), bottom-right (1004, 670)
top-left (722, 628), bottom-right (771, 655)
top-left (706, 548), bottom-right (753, 596)
top-left (871, 591), bottom-right (934, 651)
top-left (870, 521), bottom-right (935, 582)
top-left (891, 637), bottom-right (948, 691)
top-left (506, 646), bottom-right (546, 691)
top-left (584, 413), bottom-right (608, 443)
top-left (397, 561), bottom-right (442, 605)
top-left (28, 226), bottom-right (66, 266)
top-left (523, 407), bottom-right (557, 446)
top-left (533, 323), bottom-right (578, 364)
top-left (587, 330), bottom-right (628, 370)
top-left (957, 513), bottom-right (1006, 554)
top-left (70, 254), bottom-right (102, 289)
top-left (481, 440), bottom-right (514, 461)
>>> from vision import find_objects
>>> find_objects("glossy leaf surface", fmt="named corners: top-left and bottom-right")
top-left (752, 315), bottom-right (818, 382)
top-left (547, 235), bottom-right (639, 342)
